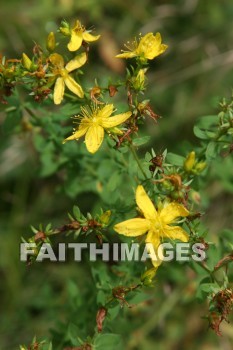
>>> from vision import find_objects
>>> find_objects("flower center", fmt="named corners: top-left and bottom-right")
top-left (151, 217), bottom-right (164, 232)
top-left (79, 105), bottom-right (101, 125)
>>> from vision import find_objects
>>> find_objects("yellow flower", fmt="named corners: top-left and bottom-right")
top-left (67, 20), bottom-right (100, 52)
top-left (49, 52), bottom-right (87, 105)
top-left (114, 185), bottom-right (189, 267)
top-left (116, 32), bottom-right (168, 61)
top-left (63, 104), bottom-right (132, 153)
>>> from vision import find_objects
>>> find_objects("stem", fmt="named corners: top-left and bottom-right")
top-left (128, 142), bottom-right (148, 180)
top-left (128, 288), bottom-right (181, 349)
top-left (195, 261), bottom-right (222, 285)
top-left (24, 106), bottom-right (37, 118)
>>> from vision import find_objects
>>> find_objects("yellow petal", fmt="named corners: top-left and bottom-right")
top-left (65, 53), bottom-right (87, 72)
top-left (114, 218), bottom-right (149, 237)
top-left (163, 225), bottom-right (189, 242)
top-left (49, 53), bottom-right (64, 68)
top-left (138, 33), bottom-right (154, 51)
top-left (101, 111), bottom-right (132, 128)
top-left (115, 52), bottom-right (137, 59)
top-left (53, 77), bottom-right (65, 105)
top-left (136, 185), bottom-right (157, 220)
top-left (63, 124), bottom-right (89, 143)
top-left (68, 32), bottom-right (83, 51)
top-left (82, 32), bottom-right (100, 42)
top-left (138, 32), bottom-right (167, 60)
top-left (85, 125), bottom-right (104, 153)
top-left (146, 42), bottom-right (167, 60)
top-left (64, 75), bottom-right (84, 98)
top-left (98, 104), bottom-right (114, 119)
top-left (160, 203), bottom-right (189, 224)
top-left (145, 230), bottom-right (162, 267)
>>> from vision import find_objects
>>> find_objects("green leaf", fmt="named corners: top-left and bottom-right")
top-left (40, 153), bottom-right (59, 177)
top-left (3, 109), bottom-right (22, 134)
top-left (94, 333), bottom-right (123, 350)
top-left (108, 305), bottom-right (120, 320)
top-left (193, 125), bottom-right (209, 140)
top-left (197, 115), bottom-right (217, 128)
top-left (97, 290), bottom-right (106, 305)
top-left (166, 152), bottom-right (185, 166)
top-left (106, 172), bottom-right (120, 192)
top-left (205, 141), bottom-right (217, 160)
top-left (67, 323), bottom-right (81, 345)
top-left (133, 136), bottom-right (150, 147)
top-left (196, 282), bottom-right (219, 301)
top-left (73, 205), bottom-right (81, 219)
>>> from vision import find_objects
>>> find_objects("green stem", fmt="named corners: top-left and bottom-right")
top-left (24, 106), bottom-right (37, 118)
top-left (128, 288), bottom-right (181, 348)
top-left (195, 261), bottom-right (222, 285)
top-left (128, 142), bottom-right (148, 180)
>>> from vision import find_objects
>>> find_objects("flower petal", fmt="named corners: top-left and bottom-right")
top-left (49, 53), bottom-right (64, 68)
top-left (64, 75), bottom-right (84, 98)
top-left (145, 230), bottom-right (162, 267)
top-left (65, 53), bottom-right (87, 72)
top-left (85, 125), bottom-right (104, 153)
top-left (138, 32), bottom-right (154, 53)
top-left (138, 32), bottom-right (168, 60)
top-left (101, 111), bottom-right (132, 128)
top-left (63, 124), bottom-right (89, 143)
top-left (115, 52), bottom-right (137, 59)
top-left (114, 218), bottom-right (149, 237)
top-left (136, 185), bottom-right (157, 220)
top-left (68, 32), bottom-right (83, 51)
top-left (160, 202), bottom-right (189, 224)
top-left (98, 104), bottom-right (114, 119)
top-left (53, 77), bottom-right (65, 105)
top-left (163, 225), bottom-right (189, 242)
top-left (83, 32), bottom-right (100, 42)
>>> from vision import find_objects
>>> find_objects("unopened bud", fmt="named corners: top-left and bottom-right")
top-left (22, 53), bottom-right (32, 70)
top-left (46, 32), bottom-right (56, 52)
top-left (190, 190), bottom-right (201, 204)
top-left (184, 151), bottom-right (196, 172)
top-left (141, 267), bottom-right (158, 286)
top-left (132, 69), bottom-right (147, 90)
top-left (59, 22), bottom-right (70, 36)
top-left (111, 127), bottom-right (123, 135)
top-left (4, 68), bottom-right (15, 78)
top-left (99, 210), bottom-right (111, 225)
top-left (195, 162), bottom-right (207, 173)
top-left (171, 190), bottom-right (183, 200)
top-left (162, 180), bottom-right (172, 191)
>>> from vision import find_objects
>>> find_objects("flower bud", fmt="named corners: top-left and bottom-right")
top-left (22, 53), bottom-right (32, 70)
top-left (111, 127), bottom-right (123, 135)
top-left (170, 190), bottom-right (183, 200)
top-left (59, 21), bottom-right (70, 36)
top-left (4, 68), bottom-right (15, 78)
top-left (99, 210), bottom-right (111, 225)
top-left (184, 151), bottom-right (196, 172)
top-left (162, 180), bottom-right (172, 191)
top-left (194, 161), bottom-right (207, 173)
top-left (141, 267), bottom-right (158, 286)
top-left (190, 190), bottom-right (201, 204)
top-left (132, 69), bottom-right (147, 90)
top-left (46, 32), bottom-right (56, 52)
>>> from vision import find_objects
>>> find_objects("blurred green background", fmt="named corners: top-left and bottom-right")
top-left (0, 0), bottom-right (233, 349)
